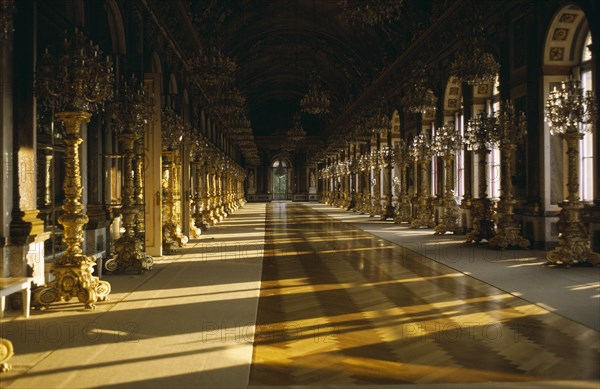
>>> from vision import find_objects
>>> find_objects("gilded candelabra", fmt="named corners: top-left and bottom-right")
top-left (370, 150), bottom-right (383, 217)
top-left (216, 155), bottom-right (227, 221)
top-left (189, 131), bottom-right (204, 237)
top-left (393, 139), bottom-right (412, 223)
top-left (348, 155), bottom-right (358, 211)
top-left (488, 101), bottom-right (530, 249)
top-left (342, 158), bottom-right (352, 209)
top-left (161, 107), bottom-right (188, 253)
top-left (202, 152), bottom-right (215, 226)
top-left (379, 145), bottom-right (395, 220)
top-left (34, 29), bottom-right (112, 309)
top-left (354, 154), bottom-right (365, 213)
top-left (545, 78), bottom-right (599, 266)
top-left (410, 133), bottom-right (435, 228)
top-left (105, 76), bottom-right (153, 273)
top-left (433, 123), bottom-right (462, 234)
top-left (465, 111), bottom-right (496, 243)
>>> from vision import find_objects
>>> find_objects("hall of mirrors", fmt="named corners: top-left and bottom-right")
top-left (0, 0), bottom-right (599, 386)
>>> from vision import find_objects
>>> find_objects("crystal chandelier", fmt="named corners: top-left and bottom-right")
top-left (450, 18), bottom-right (499, 86)
top-left (338, 0), bottom-right (404, 26)
top-left (287, 112), bottom-right (306, 143)
top-left (189, 47), bottom-right (237, 93)
top-left (301, 70), bottom-right (330, 115)
top-left (450, 48), bottom-right (499, 86)
top-left (211, 86), bottom-right (246, 116)
top-left (366, 101), bottom-right (390, 133)
top-left (400, 65), bottom-right (437, 114)
top-left (274, 164), bottom-right (287, 177)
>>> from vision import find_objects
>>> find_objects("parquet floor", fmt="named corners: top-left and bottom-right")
top-left (249, 202), bottom-right (600, 386)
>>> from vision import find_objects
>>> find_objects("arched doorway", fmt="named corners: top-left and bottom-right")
top-left (272, 160), bottom-right (290, 200)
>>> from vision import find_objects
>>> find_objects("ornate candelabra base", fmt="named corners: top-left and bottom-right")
top-left (162, 222), bottom-right (188, 254)
top-left (348, 192), bottom-right (356, 211)
top-left (546, 202), bottom-right (600, 266)
top-left (352, 193), bottom-right (361, 212)
top-left (33, 260), bottom-right (111, 309)
top-left (190, 221), bottom-right (202, 238)
top-left (370, 196), bottom-right (382, 217)
top-left (380, 196), bottom-right (395, 221)
top-left (360, 193), bottom-right (369, 214)
top-left (410, 200), bottom-right (434, 228)
top-left (394, 198), bottom-right (412, 224)
top-left (0, 338), bottom-right (14, 372)
top-left (434, 195), bottom-right (461, 234)
top-left (205, 206), bottom-right (216, 226)
top-left (489, 224), bottom-right (529, 249)
top-left (489, 200), bottom-right (529, 249)
top-left (106, 236), bottom-right (153, 273)
top-left (466, 198), bottom-right (496, 243)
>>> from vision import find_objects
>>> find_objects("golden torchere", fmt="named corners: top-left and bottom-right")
top-left (34, 29), bottom-right (113, 309)
top-left (545, 79), bottom-right (599, 265)
top-left (105, 77), bottom-right (153, 272)
top-left (188, 134), bottom-right (204, 237)
top-left (393, 140), bottom-right (412, 223)
top-left (370, 152), bottom-right (383, 217)
top-left (488, 101), bottom-right (529, 249)
top-left (465, 149), bottom-right (496, 242)
top-left (433, 124), bottom-right (462, 234)
top-left (161, 107), bottom-right (188, 253)
top-left (162, 152), bottom-right (187, 253)
top-left (105, 135), bottom-right (152, 273)
top-left (380, 146), bottom-right (395, 220)
top-left (464, 112), bottom-right (496, 243)
top-left (410, 133), bottom-right (434, 229)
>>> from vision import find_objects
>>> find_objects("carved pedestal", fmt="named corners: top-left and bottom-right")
top-left (465, 198), bottom-right (496, 243)
top-left (547, 201), bottom-right (600, 266)
top-left (434, 157), bottom-right (461, 234)
top-left (33, 112), bottom-right (110, 309)
top-left (411, 159), bottom-right (434, 228)
top-left (0, 338), bottom-right (14, 372)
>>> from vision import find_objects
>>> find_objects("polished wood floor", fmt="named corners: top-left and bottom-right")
top-left (249, 202), bottom-right (600, 386)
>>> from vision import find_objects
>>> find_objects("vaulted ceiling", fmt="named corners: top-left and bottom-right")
top-left (187, 0), bottom-right (444, 137)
